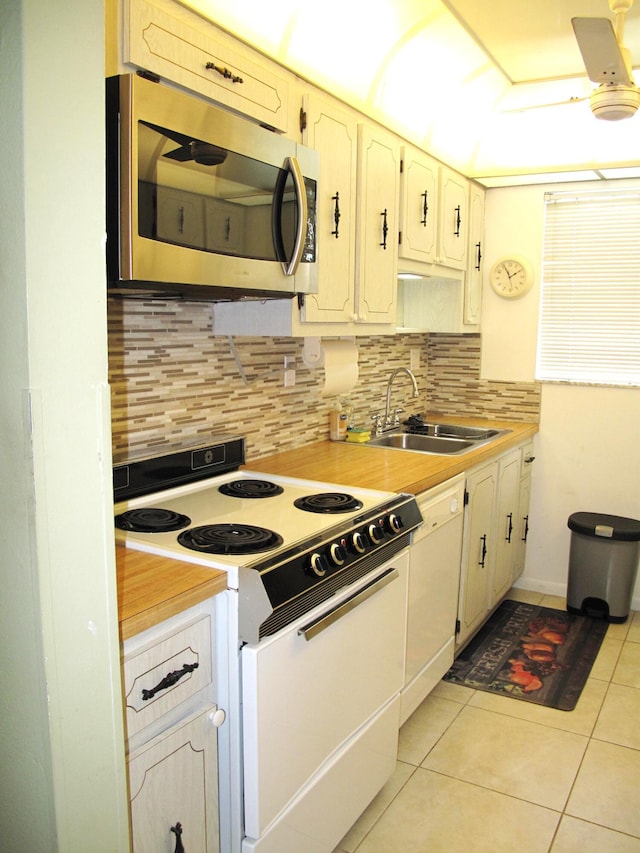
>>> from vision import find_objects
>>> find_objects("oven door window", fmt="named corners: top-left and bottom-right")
top-left (137, 120), bottom-right (300, 263)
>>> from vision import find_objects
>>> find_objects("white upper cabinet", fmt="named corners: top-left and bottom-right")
top-left (300, 94), bottom-right (358, 323)
top-left (119, 0), bottom-right (291, 132)
top-left (399, 146), bottom-right (469, 272)
top-left (355, 125), bottom-right (400, 325)
top-left (464, 183), bottom-right (485, 326)
top-left (438, 165), bottom-right (469, 270)
top-left (399, 146), bottom-right (439, 265)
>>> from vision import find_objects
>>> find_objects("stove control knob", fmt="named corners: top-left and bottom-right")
top-left (368, 523), bottom-right (384, 544)
top-left (387, 514), bottom-right (403, 534)
top-left (351, 531), bottom-right (367, 554)
top-left (328, 542), bottom-right (346, 566)
top-left (308, 552), bottom-right (328, 577)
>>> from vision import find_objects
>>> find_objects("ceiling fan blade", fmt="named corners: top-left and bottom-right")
top-left (500, 96), bottom-right (589, 114)
top-left (572, 17), bottom-right (633, 86)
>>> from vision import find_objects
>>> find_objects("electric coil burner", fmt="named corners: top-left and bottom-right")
top-left (178, 523), bottom-right (283, 554)
top-left (219, 479), bottom-right (284, 499)
top-left (293, 493), bottom-right (363, 513)
top-left (115, 507), bottom-right (191, 533)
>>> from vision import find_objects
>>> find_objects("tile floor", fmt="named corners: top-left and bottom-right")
top-left (335, 588), bottom-right (640, 853)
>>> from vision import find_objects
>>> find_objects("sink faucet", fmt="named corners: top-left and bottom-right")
top-left (384, 367), bottom-right (419, 429)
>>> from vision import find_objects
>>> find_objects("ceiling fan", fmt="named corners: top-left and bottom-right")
top-left (572, 0), bottom-right (640, 119)
top-left (500, 0), bottom-right (639, 120)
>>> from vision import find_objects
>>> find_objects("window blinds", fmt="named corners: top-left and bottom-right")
top-left (536, 187), bottom-right (640, 386)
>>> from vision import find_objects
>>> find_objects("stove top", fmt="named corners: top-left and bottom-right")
top-left (113, 437), bottom-right (423, 641)
top-left (114, 468), bottom-right (394, 569)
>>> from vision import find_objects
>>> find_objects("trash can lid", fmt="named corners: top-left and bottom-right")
top-left (568, 512), bottom-right (640, 541)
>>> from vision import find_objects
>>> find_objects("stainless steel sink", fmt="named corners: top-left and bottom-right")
top-left (365, 421), bottom-right (511, 456)
top-left (367, 433), bottom-right (475, 454)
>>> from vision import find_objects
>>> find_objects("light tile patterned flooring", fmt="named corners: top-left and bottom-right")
top-left (335, 588), bottom-right (640, 853)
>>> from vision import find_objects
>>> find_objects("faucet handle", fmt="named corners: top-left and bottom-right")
top-left (393, 407), bottom-right (404, 425)
top-left (370, 412), bottom-right (384, 435)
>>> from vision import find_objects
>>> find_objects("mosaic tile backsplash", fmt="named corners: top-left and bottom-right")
top-left (108, 299), bottom-right (540, 463)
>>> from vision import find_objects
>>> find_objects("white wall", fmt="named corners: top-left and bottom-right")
top-left (482, 181), bottom-right (640, 608)
top-left (0, 0), bottom-right (129, 848)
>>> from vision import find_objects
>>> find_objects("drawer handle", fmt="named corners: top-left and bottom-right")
top-left (141, 662), bottom-right (199, 701)
top-left (205, 61), bottom-right (244, 84)
top-left (171, 822), bottom-right (185, 853)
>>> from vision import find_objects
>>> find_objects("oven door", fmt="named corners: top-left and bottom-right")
top-left (241, 550), bottom-right (409, 853)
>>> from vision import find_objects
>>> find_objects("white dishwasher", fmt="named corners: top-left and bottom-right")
top-left (400, 474), bottom-right (465, 725)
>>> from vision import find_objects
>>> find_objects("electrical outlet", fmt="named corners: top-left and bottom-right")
top-left (410, 348), bottom-right (420, 370)
top-left (284, 369), bottom-right (296, 387)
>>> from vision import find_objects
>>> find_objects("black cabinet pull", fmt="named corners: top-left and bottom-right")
top-left (380, 208), bottom-right (388, 250)
top-left (142, 662), bottom-right (199, 701)
top-left (421, 190), bottom-right (429, 226)
top-left (331, 192), bottom-right (341, 238)
top-left (522, 515), bottom-right (530, 543)
top-left (479, 534), bottom-right (487, 567)
top-left (475, 241), bottom-right (482, 271)
top-left (506, 512), bottom-right (513, 543)
top-left (205, 62), bottom-right (243, 84)
top-left (454, 205), bottom-right (462, 237)
top-left (171, 822), bottom-right (185, 853)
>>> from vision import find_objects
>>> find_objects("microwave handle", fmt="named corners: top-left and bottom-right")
top-left (280, 156), bottom-right (307, 276)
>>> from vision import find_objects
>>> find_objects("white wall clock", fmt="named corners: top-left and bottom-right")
top-left (489, 256), bottom-right (534, 299)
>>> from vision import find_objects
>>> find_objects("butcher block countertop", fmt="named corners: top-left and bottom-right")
top-left (116, 545), bottom-right (226, 641)
top-left (249, 417), bottom-right (538, 495)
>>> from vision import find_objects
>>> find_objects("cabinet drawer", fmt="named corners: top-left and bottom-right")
top-left (125, 0), bottom-right (290, 132)
top-left (124, 612), bottom-right (213, 739)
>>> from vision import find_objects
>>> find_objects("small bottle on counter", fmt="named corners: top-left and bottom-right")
top-left (329, 404), bottom-right (348, 441)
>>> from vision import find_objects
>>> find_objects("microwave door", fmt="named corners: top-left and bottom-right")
top-left (272, 157), bottom-right (308, 276)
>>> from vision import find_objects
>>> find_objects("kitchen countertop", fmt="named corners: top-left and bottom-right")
top-left (116, 417), bottom-right (537, 638)
top-left (116, 545), bottom-right (227, 641)
top-left (249, 417), bottom-right (538, 495)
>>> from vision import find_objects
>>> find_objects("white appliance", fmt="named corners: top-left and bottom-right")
top-left (401, 474), bottom-right (465, 724)
top-left (114, 436), bottom-right (422, 852)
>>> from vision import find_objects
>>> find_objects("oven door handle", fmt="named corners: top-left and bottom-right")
top-left (298, 567), bottom-right (399, 642)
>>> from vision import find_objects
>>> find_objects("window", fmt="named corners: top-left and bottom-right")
top-left (536, 187), bottom-right (640, 386)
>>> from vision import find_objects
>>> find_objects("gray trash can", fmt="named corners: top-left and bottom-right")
top-left (567, 512), bottom-right (640, 623)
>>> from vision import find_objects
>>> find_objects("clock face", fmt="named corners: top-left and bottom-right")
top-left (490, 257), bottom-right (533, 298)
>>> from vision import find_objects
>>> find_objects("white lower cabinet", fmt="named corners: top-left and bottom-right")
top-left (123, 600), bottom-right (222, 852)
top-left (457, 461), bottom-right (497, 646)
top-left (492, 448), bottom-right (522, 603)
top-left (128, 707), bottom-right (220, 852)
top-left (456, 441), bottom-right (535, 649)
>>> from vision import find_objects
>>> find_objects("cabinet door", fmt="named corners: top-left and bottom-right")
top-left (301, 95), bottom-right (358, 323)
top-left (464, 184), bottom-right (485, 325)
top-left (514, 444), bottom-right (535, 581)
top-left (128, 708), bottom-right (220, 853)
top-left (355, 125), bottom-right (400, 323)
top-left (492, 449), bottom-right (521, 603)
top-left (399, 145), bottom-right (439, 264)
top-left (438, 166), bottom-right (468, 270)
top-left (458, 463), bottom-right (496, 646)
top-left (125, 0), bottom-right (290, 132)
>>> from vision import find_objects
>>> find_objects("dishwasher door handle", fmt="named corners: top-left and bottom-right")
top-left (298, 568), bottom-right (399, 641)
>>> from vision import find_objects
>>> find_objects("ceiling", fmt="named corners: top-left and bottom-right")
top-left (180, 0), bottom-right (640, 184)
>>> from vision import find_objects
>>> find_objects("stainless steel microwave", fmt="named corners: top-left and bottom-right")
top-left (106, 73), bottom-right (318, 301)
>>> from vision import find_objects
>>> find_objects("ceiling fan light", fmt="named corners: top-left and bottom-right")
top-left (590, 83), bottom-right (640, 119)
